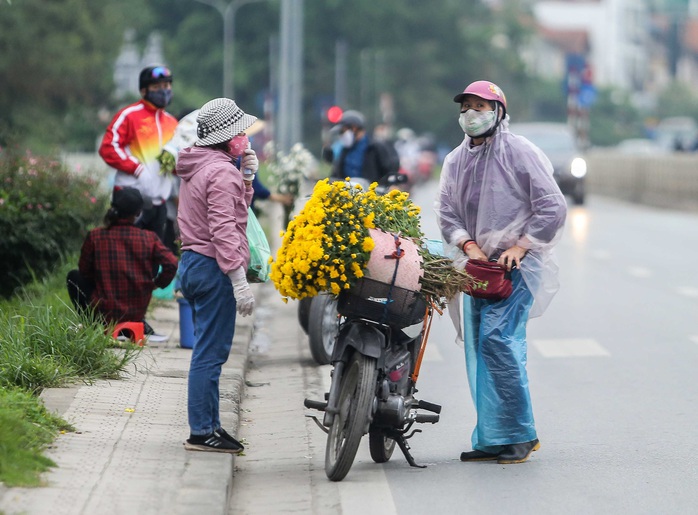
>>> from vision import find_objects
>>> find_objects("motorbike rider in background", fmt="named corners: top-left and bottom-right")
top-left (325, 110), bottom-right (400, 184)
top-left (436, 80), bottom-right (567, 464)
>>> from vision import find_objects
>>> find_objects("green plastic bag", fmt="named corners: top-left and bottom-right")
top-left (246, 207), bottom-right (271, 283)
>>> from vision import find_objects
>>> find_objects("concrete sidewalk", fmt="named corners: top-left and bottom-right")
top-left (0, 284), bottom-right (266, 515)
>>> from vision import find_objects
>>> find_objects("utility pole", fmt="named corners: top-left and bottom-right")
top-left (194, 0), bottom-right (264, 99)
top-left (335, 39), bottom-right (348, 108)
top-left (277, 0), bottom-right (304, 152)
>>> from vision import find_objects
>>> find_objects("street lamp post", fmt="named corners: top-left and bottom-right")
top-left (194, 0), bottom-right (263, 99)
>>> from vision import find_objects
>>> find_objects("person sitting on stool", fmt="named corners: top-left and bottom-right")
top-left (67, 187), bottom-right (178, 340)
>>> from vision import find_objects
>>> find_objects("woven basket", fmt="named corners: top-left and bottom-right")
top-left (337, 277), bottom-right (426, 328)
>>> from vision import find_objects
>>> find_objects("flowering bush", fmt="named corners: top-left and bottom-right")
top-left (270, 178), bottom-right (422, 300)
top-left (0, 148), bottom-right (108, 298)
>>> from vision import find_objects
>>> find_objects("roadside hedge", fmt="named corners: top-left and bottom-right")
top-left (0, 147), bottom-right (108, 298)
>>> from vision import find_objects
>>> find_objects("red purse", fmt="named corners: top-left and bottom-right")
top-left (464, 259), bottom-right (513, 300)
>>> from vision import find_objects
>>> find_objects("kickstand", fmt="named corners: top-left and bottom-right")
top-left (393, 434), bottom-right (426, 469)
top-left (305, 414), bottom-right (329, 434)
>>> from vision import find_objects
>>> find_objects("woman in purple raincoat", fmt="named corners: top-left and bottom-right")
top-left (436, 80), bottom-right (567, 464)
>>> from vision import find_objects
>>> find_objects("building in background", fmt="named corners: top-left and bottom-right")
top-left (526, 1), bottom-right (651, 99)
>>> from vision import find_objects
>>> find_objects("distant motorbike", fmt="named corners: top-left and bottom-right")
top-left (297, 173), bottom-right (410, 365)
top-left (304, 237), bottom-right (441, 482)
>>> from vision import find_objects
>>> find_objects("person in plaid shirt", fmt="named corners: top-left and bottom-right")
top-left (67, 188), bottom-right (178, 330)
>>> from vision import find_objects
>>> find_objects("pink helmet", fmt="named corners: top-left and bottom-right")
top-left (454, 80), bottom-right (507, 112)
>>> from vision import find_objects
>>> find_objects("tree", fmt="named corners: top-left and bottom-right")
top-left (0, 0), bottom-right (149, 151)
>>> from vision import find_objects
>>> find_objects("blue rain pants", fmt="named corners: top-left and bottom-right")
top-left (462, 268), bottom-right (536, 452)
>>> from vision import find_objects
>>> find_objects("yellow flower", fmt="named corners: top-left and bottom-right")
top-left (269, 175), bottom-right (423, 300)
top-left (363, 212), bottom-right (375, 228)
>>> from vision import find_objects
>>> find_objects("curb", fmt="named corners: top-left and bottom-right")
top-left (0, 294), bottom-right (257, 515)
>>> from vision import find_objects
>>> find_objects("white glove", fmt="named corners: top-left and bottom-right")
top-left (227, 267), bottom-right (255, 317)
top-left (241, 148), bottom-right (259, 175)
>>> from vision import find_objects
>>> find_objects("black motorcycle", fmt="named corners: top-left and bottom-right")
top-left (304, 267), bottom-right (441, 481)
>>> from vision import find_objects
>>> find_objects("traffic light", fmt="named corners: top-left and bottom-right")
top-left (326, 105), bottom-right (343, 124)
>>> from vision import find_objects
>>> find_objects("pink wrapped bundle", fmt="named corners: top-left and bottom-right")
top-left (365, 228), bottom-right (423, 292)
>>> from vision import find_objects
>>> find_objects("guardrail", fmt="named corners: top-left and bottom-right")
top-left (585, 150), bottom-right (698, 212)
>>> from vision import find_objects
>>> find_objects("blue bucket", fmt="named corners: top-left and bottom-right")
top-left (177, 298), bottom-right (195, 349)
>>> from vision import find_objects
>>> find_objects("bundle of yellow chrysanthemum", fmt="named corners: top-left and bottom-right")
top-left (270, 178), bottom-right (422, 301)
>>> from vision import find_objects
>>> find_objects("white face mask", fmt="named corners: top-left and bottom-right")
top-left (459, 109), bottom-right (497, 137)
top-left (339, 129), bottom-right (355, 148)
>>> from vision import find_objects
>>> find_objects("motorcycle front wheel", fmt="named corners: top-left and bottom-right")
top-left (368, 429), bottom-right (396, 463)
top-left (325, 352), bottom-right (377, 481)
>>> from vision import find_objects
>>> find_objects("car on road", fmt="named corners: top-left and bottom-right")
top-left (654, 116), bottom-right (698, 151)
top-left (508, 122), bottom-right (587, 205)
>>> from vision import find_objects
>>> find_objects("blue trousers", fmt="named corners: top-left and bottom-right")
top-left (179, 251), bottom-right (237, 435)
top-left (463, 269), bottom-right (537, 451)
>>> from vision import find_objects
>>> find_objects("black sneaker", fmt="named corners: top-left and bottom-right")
top-left (215, 427), bottom-right (245, 452)
top-left (184, 432), bottom-right (243, 454)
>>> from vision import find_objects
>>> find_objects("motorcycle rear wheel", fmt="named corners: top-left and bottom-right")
top-left (308, 294), bottom-right (338, 365)
top-left (368, 429), bottom-right (396, 463)
top-left (325, 352), bottom-right (377, 481)
top-left (297, 297), bottom-right (313, 334)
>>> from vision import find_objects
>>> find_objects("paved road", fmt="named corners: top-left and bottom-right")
top-left (230, 185), bottom-right (698, 515)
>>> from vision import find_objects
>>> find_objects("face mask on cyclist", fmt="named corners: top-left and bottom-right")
top-left (339, 129), bottom-right (355, 148)
top-left (145, 89), bottom-right (173, 108)
top-left (459, 109), bottom-right (497, 137)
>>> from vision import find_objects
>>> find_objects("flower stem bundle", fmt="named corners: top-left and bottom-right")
top-left (418, 251), bottom-right (477, 307)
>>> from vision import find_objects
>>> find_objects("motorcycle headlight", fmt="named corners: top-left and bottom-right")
top-left (570, 157), bottom-right (587, 178)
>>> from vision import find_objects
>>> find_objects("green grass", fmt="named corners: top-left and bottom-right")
top-left (0, 387), bottom-right (72, 487)
top-left (0, 256), bottom-right (142, 486)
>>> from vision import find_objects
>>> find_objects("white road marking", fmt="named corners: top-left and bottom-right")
top-left (532, 338), bottom-right (610, 358)
top-left (317, 362), bottom-right (397, 514)
top-left (627, 266), bottom-right (652, 278)
top-left (337, 463), bottom-right (397, 515)
top-left (676, 287), bottom-right (698, 298)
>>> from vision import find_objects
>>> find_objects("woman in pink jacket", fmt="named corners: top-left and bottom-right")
top-left (176, 98), bottom-right (259, 453)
